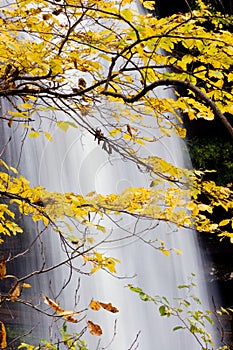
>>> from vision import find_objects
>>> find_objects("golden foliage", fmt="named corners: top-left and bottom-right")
top-left (0, 1), bottom-right (232, 348)
top-left (1, 157), bottom-right (232, 244)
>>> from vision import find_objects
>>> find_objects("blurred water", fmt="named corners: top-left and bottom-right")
top-left (0, 89), bottom-right (218, 349)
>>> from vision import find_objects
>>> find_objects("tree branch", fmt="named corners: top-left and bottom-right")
top-left (102, 78), bottom-right (233, 139)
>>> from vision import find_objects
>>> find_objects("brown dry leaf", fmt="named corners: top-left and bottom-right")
top-left (0, 257), bottom-right (6, 279)
top-left (87, 320), bottom-right (102, 336)
top-left (0, 321), bottom-right (7, 348)
top-left (99, 302), bottom-right (119, 313)
top-left (10, 283), bottom-right (21, 302)
top-left (58, 310), bottom-right (78, 323)
top-left (43, 295), bottom-right (63, 314)
top-left (89, 300), bottom-right (101, 311)
top-left (127, 124), bottom-right (133, 137)
top-left (78, 78), bottom-right (87, 89)
top-left (64, 315), bottom-right (78, 323)
top-left (43, 296), bottom-right (78, 323)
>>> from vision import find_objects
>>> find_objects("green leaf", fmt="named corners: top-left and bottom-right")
top-left (159, 305), bottom-right (166, 316)
top-left (128, 285), bottom-right (142, 293)
top-left (162, 296), bottom-right (170, 304)
top-left (204, 315), bottom-right (214, 325)
top-left (139, 292), bottom-right (150, 301)
top-left (173, 326), bottom-right (184, 331)
top-left (177, 284), bottom-right (189, 289)
top-left (182, 299), bottom-right (191, 307)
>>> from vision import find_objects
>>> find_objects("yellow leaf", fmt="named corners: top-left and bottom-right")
top-left (175, 126), bottom-right (186, 138)
top-left (22, 283), bottom-right (31, 288)
top-left (173, 248), bottom-right (182, 255)
top-left (90, 300), bottom-right (101, 311)
top-left (19, 103), bottom-right (33, 109)
top-left (121, 9), bottom-right (133, 21)
top-left (143, 1), bottom-right (155, 10)
top-left (28, 131), bottom-right (40, 138)
top-left (57, 121), bottom-right (78, 132)
top-left (44, 132), bottom-right (53, 142)
top-left (134, 138), bottom-right (145, 146)
top-left (160, 127), bottom-right (171, 137)
top-left (96, 225), bottom-right (106, 233)
top-left (159, 248), bottom-right (170, 256)
top-left (99, 53), bottom-right (112, 62)
top-left (123, 133), bottom-right (131, 140)
top-left (219, 219), bottom-right (230, 227)
top-left (18, 343), bottom-right (34, 350)
top-left (109, 129), bottom-right (121, 137)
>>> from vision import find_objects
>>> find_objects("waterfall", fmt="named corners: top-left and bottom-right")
top-left (0, 92), bottom-right (217, 349)
top-left (0, 2), bottom-right (218, 349)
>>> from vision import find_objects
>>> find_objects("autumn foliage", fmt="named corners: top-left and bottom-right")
top-left (0, 0), bottom-right (233, 348)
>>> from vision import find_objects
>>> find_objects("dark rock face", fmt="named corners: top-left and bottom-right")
top-left (155, 0), bottom-right (233, 16)
top-left (155, 0), bottom-right (192, 17)
top-left (205, 0), bottom-right (233, 13)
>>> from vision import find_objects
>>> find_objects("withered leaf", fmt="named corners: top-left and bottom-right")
top-left (78, 78), bottom-right (86, 89)
top-left (43, 295), bottom-right (78, 323)
top-left (10, 283), bottom-right (21, 302)
top-left (58, 310), bottom-right (78, 323)
top-left (52, 8), bottom-right (62, 15)
top-left (43, 295), bottom-right (63, 313)
top-left (99, 302), bottom-right (119, 313)
top-left (87, 320), bottom-right (102, 336)
top-left (0, 321), bottom-right (7, 349)
top-left (8, 117), bottom-right (13, 128)
top-left (127, 124), bottom-right (133, 137)
top-left (90, 299), bottom-right (119, 313)
top-left (0, 257), bottom-right (6, 279)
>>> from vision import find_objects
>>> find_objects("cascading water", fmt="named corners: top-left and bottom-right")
top-left (0, 2), bottom-right (219, 349)
top-left (1, 91), bottom-right (218, 350)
